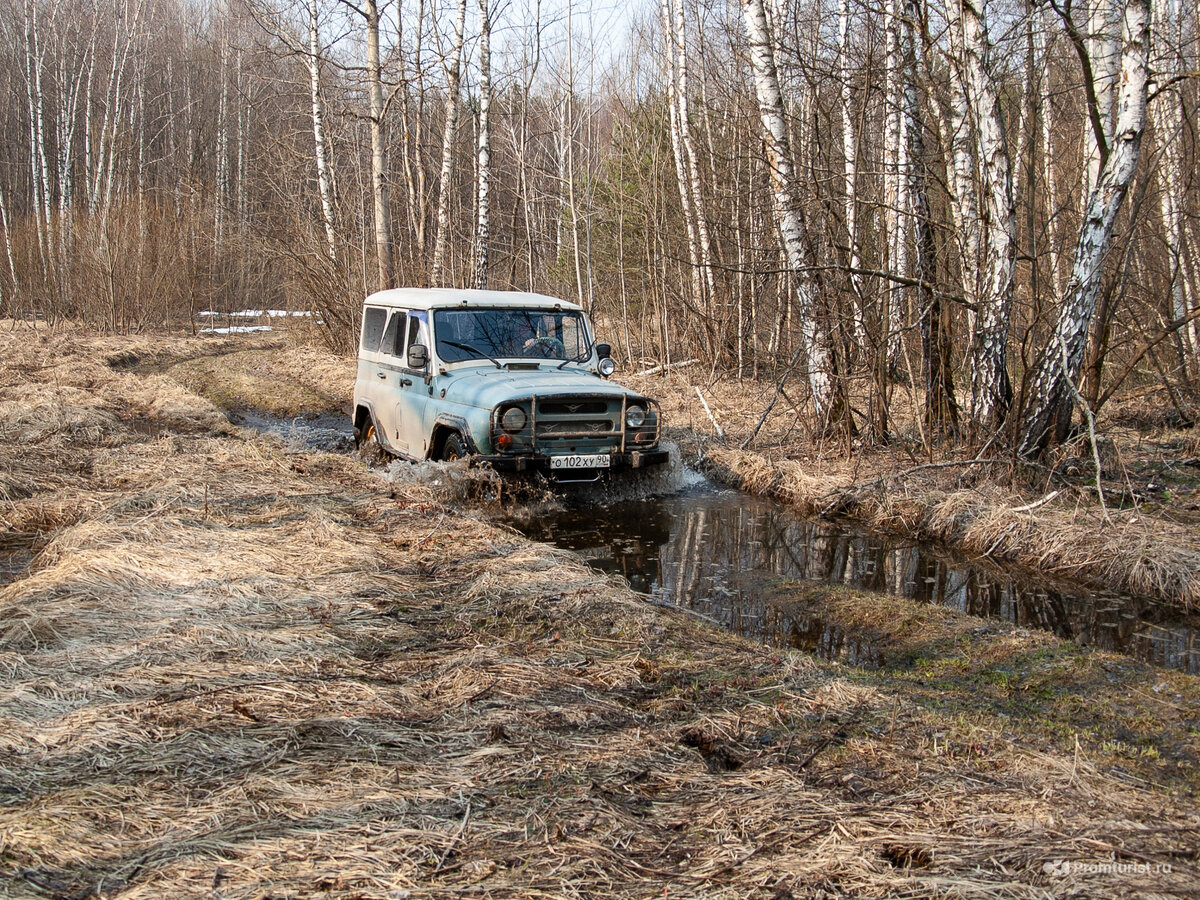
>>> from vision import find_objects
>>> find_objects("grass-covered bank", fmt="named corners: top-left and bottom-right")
top-left (1, 323), bottom-right (1198, 898)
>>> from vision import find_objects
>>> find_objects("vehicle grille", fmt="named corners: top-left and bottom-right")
top-left (537, 419), bottom-right (612, 436)
top-left (539, 400), bottom-right (608, 415)
top-left (490, 394), bottom-right (659, 455)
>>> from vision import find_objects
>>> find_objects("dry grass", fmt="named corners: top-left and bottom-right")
top-left (1, 323), bottom-right (1198, 898)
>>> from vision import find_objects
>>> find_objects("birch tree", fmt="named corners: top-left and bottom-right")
top-left (673, 0), bottom-right (715, 311)
top-left (364, 0), bottom-right (393, 289)
top-left (430, 0), bottom-right (467, 287)
top-left (1019, 0), bottom-right (1152, 455)
top-left (838, 0), bottom-right (869, 349)
top-left (660, 0), bottom-right (703, 313)
top-left (472, 0), bottom-right (491, 289)
top-left (945, 0), bottom-right (1017, 432)
top-left (741, 0), bottom-right (849, 429)
top-left (308, 0), bottom-right (337, 260)
top-left (882, 0), bottom-right (907, 369)
top-left (1084, 0), bottom-right (1122, 197)
top-left (1150, 0), bottom-right (1197, 370)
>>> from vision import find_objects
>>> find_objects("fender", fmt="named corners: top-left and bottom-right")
top-left (430, 413), bottom-right (481, 456)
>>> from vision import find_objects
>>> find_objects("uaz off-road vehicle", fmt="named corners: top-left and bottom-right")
top-left (352, 289), bottom-right (667, 482)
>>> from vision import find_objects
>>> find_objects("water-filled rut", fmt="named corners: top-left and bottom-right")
top-left (509, 479), bottom-right (1200, 673)
top-left (230, 411), bottom-right (1199, 673)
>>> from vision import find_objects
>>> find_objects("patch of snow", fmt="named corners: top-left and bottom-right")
top-left (200, 325), bottom-right (274, 334)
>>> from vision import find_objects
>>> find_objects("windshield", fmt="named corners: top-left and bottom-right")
top-left (433, 308), bottom-right (591, 363)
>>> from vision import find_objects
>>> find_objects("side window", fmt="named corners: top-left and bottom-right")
top-left (406, 311), bottom-right (430, 367)
top-left (360, 307), bottom-right (387, 352)
top-left (379, 310), bottom-right (404, 358)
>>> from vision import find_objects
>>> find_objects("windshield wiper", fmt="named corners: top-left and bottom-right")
top-left (556, 336), bottom-right (594, 369)
top-left (443, 340), bottom-right (502, 370)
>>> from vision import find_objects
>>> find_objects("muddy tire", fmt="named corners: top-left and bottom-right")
top-left (441, 432), bottom-right (468, 461)
top-left (356, 416), bottom-right (389, 466)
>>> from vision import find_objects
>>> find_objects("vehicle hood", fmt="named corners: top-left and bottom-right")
top-left (442, 365), bottom-right (649, 409)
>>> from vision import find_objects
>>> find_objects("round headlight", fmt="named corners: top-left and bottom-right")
top-left (500, 406), bottom-right (527, 432)
top-left (598, 357), bottom-right (616, 377)
top-left (625, 404), bottom-right (647, 428)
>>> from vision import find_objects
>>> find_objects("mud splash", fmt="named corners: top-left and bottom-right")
top-left (230, 410), bottom-right (354, 453)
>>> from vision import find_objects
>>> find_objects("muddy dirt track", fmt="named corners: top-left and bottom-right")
top-left (1, 324), bottom-right (1198, 898)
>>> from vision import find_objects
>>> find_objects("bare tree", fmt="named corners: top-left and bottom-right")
top-left (364, 0), bottom-right (393, 289)
top-left (741, 0), bottom-right (849, 430)
top-left (1019, 0), bottom-right (1152, 455)
top-left (945, 0), bottom-right (1017, 432)
top-left (309, 0), bottom-right (336, 260)
top-left (431, 0), bottom-right (467, 287)
top-left (472, 0), bottom-right (492, 289)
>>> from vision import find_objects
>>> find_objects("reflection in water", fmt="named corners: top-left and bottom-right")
top-left (513, 483), bottom-right (1200, 673)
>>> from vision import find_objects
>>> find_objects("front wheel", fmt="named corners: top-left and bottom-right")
top-left (441, 432), bottom-right (468, 461)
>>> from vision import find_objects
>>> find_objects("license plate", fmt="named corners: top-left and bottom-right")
top-left (550, 453), bottom-right (611, 470)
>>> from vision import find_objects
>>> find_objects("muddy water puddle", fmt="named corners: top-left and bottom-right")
top-left (230, 411), bottom-right (354, 453)
top-left (511, 480), bottom-right (1200, 673)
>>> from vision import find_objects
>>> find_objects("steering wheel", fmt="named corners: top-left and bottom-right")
top-left (525, 336), bottom-right (565, 358)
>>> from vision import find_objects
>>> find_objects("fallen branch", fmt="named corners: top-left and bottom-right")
top-left (694, 386), bottom-right (725, 438)
top-left (1010, 489), bottom-right (1061, 513)
top-left (633, 358), bottom-right (700, 377)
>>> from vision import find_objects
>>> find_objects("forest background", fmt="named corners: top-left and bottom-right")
top-left (1, 0), bottom-right (1197, 456)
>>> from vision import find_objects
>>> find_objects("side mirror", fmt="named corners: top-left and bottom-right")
top-left (408, 343), bottom-right (428, 369)
top-left (595, 343), bottom-right (615, 377)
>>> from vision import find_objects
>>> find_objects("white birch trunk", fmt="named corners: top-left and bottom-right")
top-left (948, 0), bottom-right (1017, 430)
top-left (838, 0), bottom-right (868, 346)
top-left (23, 0), bottom-right (49, 276)
top-left (1019, 0), bottom-right (1151, 455)
top-left (674, 0), bottom-right (715, 307)
top-left (883, 0), bottom-right (907, 368)
top-left (741, 0), bottom-right (843, 424)
top-left (215, 38), bottom-right (229, 246)
top-left (309, 0), bottom-right (337, 260)
top-left (472, 0), bottom-right (492, 290)
top-left (91, 0), bottom-right (142, 220)
top-left (0, 182), bottom-right (18, 308)
top-left (365, 0), bottom-right (394, 289)
top-left (1036, 7), bottom-right (1067, 295)
top-left (1084, 0), bottom-right (1121, 197)
top-left (937, 8), bottom-right (981, 332)
top-left (235, 49), bottom-right (247, 239)
top-left (430, 0), bottom-right (467, 287)
top-left (1150, 0), bottom-right (1197, 366)
top-left (661, 0), bottom-right (703, 312)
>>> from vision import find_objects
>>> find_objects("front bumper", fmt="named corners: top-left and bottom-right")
top-left (473, 448), bottom-right (670, 474)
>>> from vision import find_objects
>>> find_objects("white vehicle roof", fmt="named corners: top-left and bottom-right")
top-left (363, 288), bottom-right (584, 312)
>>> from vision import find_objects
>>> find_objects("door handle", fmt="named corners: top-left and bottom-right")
top-left (399, 378), bottom-right (413, 387)
top-left (377, 371), bottom-right (386, 379)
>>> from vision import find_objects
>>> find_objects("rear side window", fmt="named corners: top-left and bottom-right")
top-left (380, 310), bottom-right (404, 357)
top-left (361, 306), bottom-right (387, 352)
